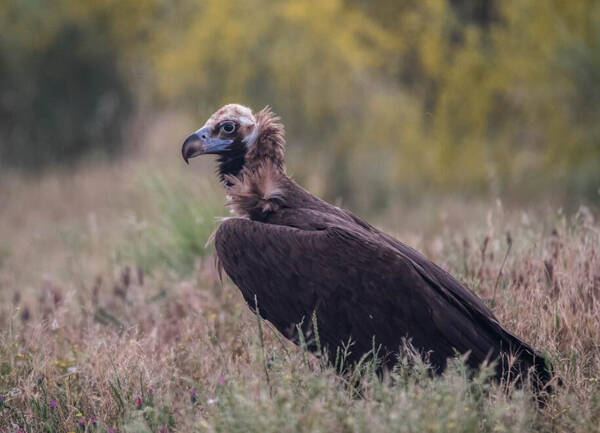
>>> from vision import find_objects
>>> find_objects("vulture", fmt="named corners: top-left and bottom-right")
top-left (181, 104), bottom-right (553, 391)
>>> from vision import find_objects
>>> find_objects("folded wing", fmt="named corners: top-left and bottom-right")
top-left (215, 217), bottom-right (549, 385)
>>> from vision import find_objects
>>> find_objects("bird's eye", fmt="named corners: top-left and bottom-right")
top-left (221, 122), bottom-right (236, 134)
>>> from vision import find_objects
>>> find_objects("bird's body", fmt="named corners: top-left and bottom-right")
top-left (181, 104), bottom-right (553, 390)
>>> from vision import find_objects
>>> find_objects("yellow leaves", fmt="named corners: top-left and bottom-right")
top-left (417, 4), bottom-right (449, 77)
top-left (155, 0), bottom-right (272, 101)
top-left (15, 0), bottom-right (595, 197)
top-left (62, 0), bottom-right (160, 45)
top-left (280, 0), bottom-right (397, 68)
top-left (153, 0), bottom-right (402, 105)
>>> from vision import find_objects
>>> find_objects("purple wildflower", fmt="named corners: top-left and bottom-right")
top-left (217, 375), bottom-right (227, 386)
top-left (17, 429), bottom-right (25, 433)
top-left (190, 388), bottom-right (198, 404)
top-left (135, 396), bottom-right (142, 408)
top-left (49, 400), bottom-right (57, 408)
top-left (108, 427), bottom-right (115, 433)
top-left (89, 416), bottom-right (96, 425)
top-left (78, 417), bottom-right (86, 425)
top-left (147, 387), bottom-right (153, 396)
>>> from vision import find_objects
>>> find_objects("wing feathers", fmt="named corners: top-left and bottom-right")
top-left (214, 218), bottom-right (528, 375)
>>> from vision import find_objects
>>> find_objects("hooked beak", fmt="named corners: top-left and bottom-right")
top-left (181, 126), bottom-right (234, 164)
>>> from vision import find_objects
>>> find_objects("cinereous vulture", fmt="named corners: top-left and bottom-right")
top-left (181, 104), bottom-right (553, 391)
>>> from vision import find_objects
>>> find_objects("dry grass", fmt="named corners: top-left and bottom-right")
top-left (1, 118), bottom-right (599, 432)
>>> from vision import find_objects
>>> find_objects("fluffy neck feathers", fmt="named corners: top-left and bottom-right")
top-left (225, 163), bottom-right (287, 220)
top-left (216, 106), bottom-right (285, 185)
top-left (220, 107), bottom-right (288, 217)
top-left (244, 107), bottom-right (285, 173)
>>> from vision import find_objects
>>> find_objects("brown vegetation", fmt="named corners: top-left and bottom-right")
top-left (1, 121), bottom-right (599, 432)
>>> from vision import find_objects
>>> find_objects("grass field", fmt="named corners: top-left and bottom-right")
top-left (1, 117), bottom-right (599, 433)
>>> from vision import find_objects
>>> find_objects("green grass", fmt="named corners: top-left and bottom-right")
top-left (117, 174), bottom-right (225, 276)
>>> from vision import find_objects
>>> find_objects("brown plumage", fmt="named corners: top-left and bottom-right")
top-left (181, 104), bottom-right (554, 392)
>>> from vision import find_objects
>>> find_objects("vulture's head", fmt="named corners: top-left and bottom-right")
top-left (181, 104), bottom-right (285, 181)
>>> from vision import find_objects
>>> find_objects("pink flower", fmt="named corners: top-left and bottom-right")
top-left (78, 417), bottom-right (86, 425)
top-left (217, 375), bottom-right (227, 386)
top-left (89, 416), bottom-right (96, 425)
top-left (147, 387), bottom-right (153, 396)
top-left (108, 427), bottom-right (115, 433)
top-left (158, 426), bottom-right (169, 433)
top-left (135, 396), bottom-right (142, 408)
top-left (49, 400), bottom-right (57, 408)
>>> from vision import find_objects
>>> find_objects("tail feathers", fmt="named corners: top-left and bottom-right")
top-left (526, 350), bottom-right (555, 393)
top-left (500, 344), bottom-right (557, 398)
top-left (536, 353), bottom-right (554, 384)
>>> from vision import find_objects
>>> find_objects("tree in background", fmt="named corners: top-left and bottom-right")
top-left (1, 0), bottom-right (598, 206)
top-left (0, 0), bottom-right (156, 169)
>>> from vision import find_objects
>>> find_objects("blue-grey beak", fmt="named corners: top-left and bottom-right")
top-left (182, 126), bottom-right (234, 164)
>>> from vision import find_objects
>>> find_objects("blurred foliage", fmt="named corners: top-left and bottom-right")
top-left (118, 175), bottom-right (224, 275)
top-left (1, 0), bottom-right (599, 204)
top-left (0, 0), bottom-right (139, 168)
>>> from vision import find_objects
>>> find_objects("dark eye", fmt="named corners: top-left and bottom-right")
top-left (221, 121), bottom-right (236, 134)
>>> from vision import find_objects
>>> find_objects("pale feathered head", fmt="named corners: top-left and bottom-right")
top-left (181, 104), bottom-right (285, 181)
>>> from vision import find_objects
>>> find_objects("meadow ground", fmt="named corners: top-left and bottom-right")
top-left (1, 116), bottom-right (599, 433)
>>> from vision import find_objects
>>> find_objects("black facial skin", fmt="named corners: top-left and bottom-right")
top-left (181, 120), bottom-right (249, 183)
top-left (212, 121), bottom-right (248, 181)
top-left (216, 139), bottom-right (247, 181)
